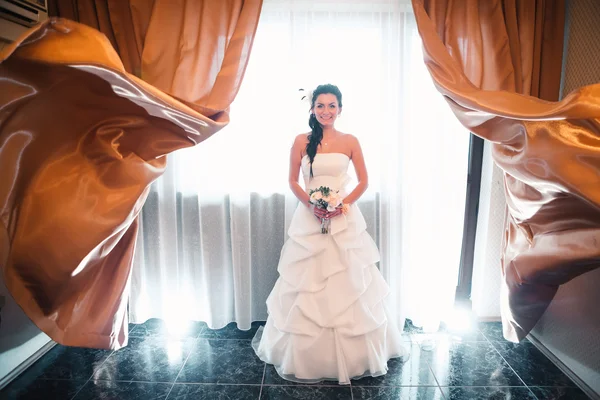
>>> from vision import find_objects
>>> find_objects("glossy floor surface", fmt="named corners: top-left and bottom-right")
top-left (1, 321), bottom-right (592, 399)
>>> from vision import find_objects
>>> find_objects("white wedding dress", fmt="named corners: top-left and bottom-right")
top-left (252, 152), bottom-right (408, 385)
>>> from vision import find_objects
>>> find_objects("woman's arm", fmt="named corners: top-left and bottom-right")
top-left (289, 135), bottom-right (328, 220)
top-left (343, 135), bottom-right (368, 205)
top-left (288, 134), bottom-right (312, 208)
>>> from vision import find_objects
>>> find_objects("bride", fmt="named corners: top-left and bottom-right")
top-left (252, 84), bottom-right (408, 385)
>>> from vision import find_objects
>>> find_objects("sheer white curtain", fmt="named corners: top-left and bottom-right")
top-left (130, 0), bottom-right (469, 333)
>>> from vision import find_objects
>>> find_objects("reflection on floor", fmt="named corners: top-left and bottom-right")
top-left (0, 320), bottom-right (592, 399)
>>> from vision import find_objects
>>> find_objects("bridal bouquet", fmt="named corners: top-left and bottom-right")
top-left (309, 186), bottom-right (343, 234)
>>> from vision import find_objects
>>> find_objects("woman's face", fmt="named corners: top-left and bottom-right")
top-left (312, 93), bottom-right (341, 128)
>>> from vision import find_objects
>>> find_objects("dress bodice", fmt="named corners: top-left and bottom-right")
top-left (301, 153), bottom-right (351, 195)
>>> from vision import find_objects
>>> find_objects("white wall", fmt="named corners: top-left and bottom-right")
top-left (471, 142), bottom-right (504, 319)
top-left (0, 277), bottom-right (53, 389)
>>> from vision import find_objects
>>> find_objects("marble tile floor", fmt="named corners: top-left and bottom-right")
top-left (0, 321), bottom-right (592, 400)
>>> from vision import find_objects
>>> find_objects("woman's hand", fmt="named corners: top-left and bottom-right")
top-left (309, 203), bottom-right (347, 220)
top-left (340, 203), bottom-right (350, 215)
top-left (309, 203), bottom-right (328, 220)
top-left (320, 205), bottom-right (345, 220)
top-left (327, 203), bottom-right (349, 219)
top-left (324, 208), bottom-right (343, 219)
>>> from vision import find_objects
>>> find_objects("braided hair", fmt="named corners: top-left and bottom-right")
top-left (306, 84), bottom-right (343, 177)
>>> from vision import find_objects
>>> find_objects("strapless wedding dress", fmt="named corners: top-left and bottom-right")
top-left (252, 152), bottom-right (408, 385)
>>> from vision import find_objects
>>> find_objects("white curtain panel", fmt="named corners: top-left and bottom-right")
top-left (130, 0), bottom-right (470, 333)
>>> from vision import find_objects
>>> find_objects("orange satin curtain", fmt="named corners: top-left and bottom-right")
top-left (421, 0), bottom-right (564, 97)
top-left (413, 0), bottom-right (600, 342)
top-left (48, 0), bottom-right (258, 119)
top-left (0, 0), bottom-right (262, 350)
top-left (48, 0), bottom-right (146, 76)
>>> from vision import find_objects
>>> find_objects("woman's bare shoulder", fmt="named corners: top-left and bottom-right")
top-left (293, 133), bottom-right (310, 148)
top-left (295, 132), bottom-right (310, 142)
top-left (339, 132), bottom-right (358, 141)
top-left (291, 133), bottom-right (310, 157)
top-left (338, 132), bottom-right (360, 148)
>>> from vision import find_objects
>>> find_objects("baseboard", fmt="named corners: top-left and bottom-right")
top-left (528, 334), bottom-right (600, 400)
top-left (0, 340), bottom-right (56, 391)
top-left (476, 316), bottom-right (501, 322)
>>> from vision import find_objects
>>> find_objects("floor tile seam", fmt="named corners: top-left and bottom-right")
top-left (69, 348), bottom-right (115, 400)
top-left (482, 332), bottom-right (530, 388)
top-left (164, 335), bottom-right (201, 399)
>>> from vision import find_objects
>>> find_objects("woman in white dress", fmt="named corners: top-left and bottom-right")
top-left (252, 84), bottom-right (408, 385)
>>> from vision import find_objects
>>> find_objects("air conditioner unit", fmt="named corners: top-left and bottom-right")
top-left (0, 0), bottom-right (48, 42)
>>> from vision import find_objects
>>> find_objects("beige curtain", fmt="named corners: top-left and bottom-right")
top-left (0, 0), bottom-right (262, 350)
top-left (413, 0), bottom-right (600, 342)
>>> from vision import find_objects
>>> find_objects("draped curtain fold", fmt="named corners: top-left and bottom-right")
top-left (0, 0), bottom-right (262, 349)
top-left (421, 0), bottom-right (564, 97)
top-left (413, 0), bottom-right (600, 341)
top-left (49, 0), bottom-right (259, 119)
top-left (48, 0), bottom-right (149, 76)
